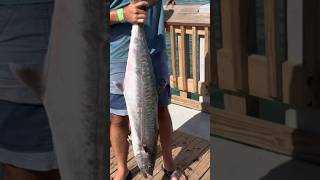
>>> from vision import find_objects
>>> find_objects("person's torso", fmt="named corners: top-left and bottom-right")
top-left (110, 0), bottom-right (165, 63)
top-left (0, 2), bottom-right (53, 104)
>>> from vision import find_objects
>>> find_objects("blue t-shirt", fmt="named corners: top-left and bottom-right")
top-left (0, 0), bottom-right (53, 4)
top-left (110, 0), bottom-right (166, 63)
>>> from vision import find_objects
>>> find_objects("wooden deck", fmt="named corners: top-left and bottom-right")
top-left (110, 131), bottom-right (210, 179)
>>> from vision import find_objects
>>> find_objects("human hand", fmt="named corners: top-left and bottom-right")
top-left (123, 1), bottom-right (148, 24)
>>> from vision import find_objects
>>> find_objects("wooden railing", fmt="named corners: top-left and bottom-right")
top-left (212, 0), bottom-right (320, 164)
top-left (165, 2), bottom-right (320, 164)
top-left (164, 5), bottom-right (211, 109)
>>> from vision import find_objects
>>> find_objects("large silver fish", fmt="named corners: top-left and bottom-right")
top-left (10, 0), bottom-right (108, 180)
top-left (123, 23), bottom-right (159, 177)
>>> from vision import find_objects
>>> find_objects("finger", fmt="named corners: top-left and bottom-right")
top-left (134, 1), bottom-right (149, 9)
top-left (134, 8), bottom-right (146, 15)
top-left (137, 18), bottom-right (145, 24)
top-left (136, 14), bottom-right (146, 20)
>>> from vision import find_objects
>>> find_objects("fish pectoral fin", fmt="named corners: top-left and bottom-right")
top-left (143, 144), bottom-right (149, 153)
top-left (9, 63), bottom-right (44, 98)
top-left (127, 135), bottom-right (132, 145)
top-left (113, 81), bottom-right (124, 92)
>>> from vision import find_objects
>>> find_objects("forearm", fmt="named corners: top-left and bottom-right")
top-left (110, 10), bottom-right (120, 25)
top-left (110, 2), bottom-right (148, 26)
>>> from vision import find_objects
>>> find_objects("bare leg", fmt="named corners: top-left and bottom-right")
top-left (3, 164), bottom-right (60, 180)
top-left (158, 107), bottom-right (187, 180)
top-left (158, 107), bottom-right (175, 171)
top-left (110, 114), bottom-right (130, 180)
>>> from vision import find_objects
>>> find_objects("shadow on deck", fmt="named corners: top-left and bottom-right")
top-left (110, 131), bottom-right (210, 179)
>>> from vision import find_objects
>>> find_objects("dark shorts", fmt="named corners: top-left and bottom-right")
top-left (110, 85), bottom-right (171, 116)
top-left (0, 3), bottom-right (57, 171)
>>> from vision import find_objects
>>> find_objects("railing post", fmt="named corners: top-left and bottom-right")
top-left (178, 26), bottom-right (188, 98)
top-left (199, 27), bottom-right (210, 104)
top-left (191, 26), bottom-right (198, 93)
top-left (264, 0), bottom-right (282, 99)
top-left (170, 25), bottom-right (178, 89)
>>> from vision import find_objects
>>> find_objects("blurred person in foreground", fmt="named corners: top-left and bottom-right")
top-left (0, 1), bottom-right (60, 179)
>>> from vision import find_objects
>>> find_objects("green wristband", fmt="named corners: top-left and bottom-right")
top-left (117, 8), bottom-right (125, 23)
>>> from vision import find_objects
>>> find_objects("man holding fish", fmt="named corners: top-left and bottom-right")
top-left (110, 0), bottom-right (186, 179)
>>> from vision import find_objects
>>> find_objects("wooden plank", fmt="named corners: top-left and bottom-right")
top-left (140, 132), bottom-right (186, 179)
top-left (164, 5), bottom-right (202, 14)
top-left (171, 28), bottom-right (206, 36)
top-left (192, 26), bottom-right (198, 93)
top-left (187, 78), bottom-right (197, 93)
top-left (204, 27), bottom-right (211, 86)
top-left (110, 132), bottom-right (186, 179)
top-left (210, 107), bottom-right (320, 164)
top-left (220, 0), bottom-right (232, 49)
top-left (110, 146), bottom-right (135, 175)
top-left (217, 49), bottom-right (235, 90)
top-left (177, 26), bottom-right (188, 91)
top-left (179, 91), bottom-right (188, 98)
top-left (264, 0), bottom-right (282, 99)
top-left (132, 131), bottom-right (209, 179)
top-left (170, 25), bottom-right (178, 88)
top-left (248, 54), bottom-right (269, 98)
top-left (230, 0), bottom-right (249, 91)
top-left (171, 95), bottom-right (203, 111)
top-left (199, 34), bottom-right (210, 102)
top-left (210, 12), bottom-right (218, 87)
top-left (164, 14), bottom-right (210, 27)
top-left (149, 133), bottom-right (202, 179)
top-left (188, 150), bottom-right (210, 179)
top-left (198, 81), bottom-right (208, 96)
top-left (224, 93), bottom-right (247, 114)
top-left (200, 168), bottom-right (210, 180)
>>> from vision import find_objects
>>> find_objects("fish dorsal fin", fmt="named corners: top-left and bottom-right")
top-left (9, 63), bottom-right (44, 99)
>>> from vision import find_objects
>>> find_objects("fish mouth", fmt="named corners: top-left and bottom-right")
top-left (135, 147), bottom-right (157, 176)
top-left (140, 164), bottom-right (155, 177)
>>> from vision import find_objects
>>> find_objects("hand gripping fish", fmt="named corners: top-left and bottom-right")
top-left (10, 0), bottom-right (108, 180)
top-left (121, 0), bottom-right (160, 177)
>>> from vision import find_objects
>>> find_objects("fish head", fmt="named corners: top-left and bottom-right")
top-left (135, 144), bottom-right (157, 176)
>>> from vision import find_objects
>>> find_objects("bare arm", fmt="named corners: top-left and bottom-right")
top-left (110, 1), bottom-right (149, 25)
top-left (110, 10), bottom-right (120, 25)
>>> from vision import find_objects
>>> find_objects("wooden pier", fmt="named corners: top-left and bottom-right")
top-left (110, 131), bottom-right (210, 179)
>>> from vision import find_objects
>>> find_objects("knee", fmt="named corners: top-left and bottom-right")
top-left (110, 114), bottom-right (129, 128)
